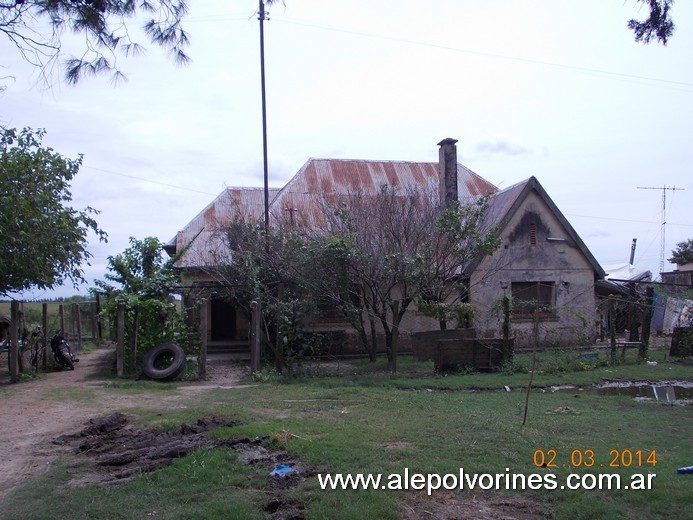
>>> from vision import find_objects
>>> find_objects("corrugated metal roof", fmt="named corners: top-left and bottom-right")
top-left (170, 187), bottom-right (281, 268)
top-left (168, 158), bottom-right (498, 268)
top-left (267, 158), bottom-right (497, 230)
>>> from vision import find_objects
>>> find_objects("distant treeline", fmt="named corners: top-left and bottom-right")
top-left (0, 295), bottom-right (93, 304)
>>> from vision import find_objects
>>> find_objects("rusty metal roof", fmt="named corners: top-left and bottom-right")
top-left (267, 158), bottom-right (497, 230)
top-left (167, 187), bottom-right (281, 268)
top-left (168, 158), bottom-right (498, 268)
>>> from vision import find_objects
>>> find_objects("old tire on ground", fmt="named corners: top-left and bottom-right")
top-left (142, 343), bottom-right (187, 381)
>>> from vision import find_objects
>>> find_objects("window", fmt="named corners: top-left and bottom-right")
top-left (529, 222), bottom-right (537, 246)
top-left (511, 282), bottom-right (556, 319)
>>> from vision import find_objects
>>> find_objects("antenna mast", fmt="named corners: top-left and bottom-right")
top-left (637, 185), bottom-right (685, 275)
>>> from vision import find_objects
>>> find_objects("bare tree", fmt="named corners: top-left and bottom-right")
top-left (319, 185), bottom-right (499, 372)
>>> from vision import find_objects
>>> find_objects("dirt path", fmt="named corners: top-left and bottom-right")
top-left (0, 346), bottom-right (248, 499)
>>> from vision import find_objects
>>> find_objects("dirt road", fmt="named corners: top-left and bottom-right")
top-left (0, 346), bottom-right (246, 499)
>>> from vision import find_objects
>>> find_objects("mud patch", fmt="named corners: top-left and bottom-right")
top-left (400, 490), bottom-right (551, 520)
top-left (55, 413), bottom-right (307, 519)
top-left (54, 413), bottom-right (242, 484)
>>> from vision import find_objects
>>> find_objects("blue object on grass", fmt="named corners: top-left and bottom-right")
top-left (270, 465), bottom-right (298, 478)
top-left (676, 466), bottom-right (693, 474)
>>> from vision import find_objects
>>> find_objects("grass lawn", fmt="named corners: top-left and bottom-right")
top-left (1, 347), bottom-right (691, 519)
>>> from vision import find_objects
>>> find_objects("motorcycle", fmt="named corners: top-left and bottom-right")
top-left (50, 331), bottom-right (79, 370)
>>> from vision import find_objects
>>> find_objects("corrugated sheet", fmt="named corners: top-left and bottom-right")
top-left (169, 159), bottom-right (498, 268)
top-left (267, 158), bottom-right (497, 231)
top-left (171, 187), bottom-right (280, 268)
top-left (479, 178), bottom-right (529, 233)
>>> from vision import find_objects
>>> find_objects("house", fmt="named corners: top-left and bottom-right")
top-left (466, 175), bottom-right (605, 348)
top-left (165, 139), bottom-right (605, 352)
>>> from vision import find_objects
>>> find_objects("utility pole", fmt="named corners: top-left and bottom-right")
top-left (637, 185), bottom-right (685, 276)
top-left (259, 0), bottom-right (270, 232)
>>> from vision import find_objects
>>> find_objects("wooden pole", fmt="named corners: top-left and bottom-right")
top-left (90, 302), bottom-right (98, 342)
top-left (9, 301), bottom-right (19, 383)
top-left (17, 309), bottom-right (25, 373)
top-left (58, 304), bottom-right (65, 336)
top-left (130, 311), bottom-right (138, 375)
top-left (198, 299), bottom-right (208, 379)
top-left (116, 302), bottom-right (125, 377)
top-left (608, 297), bottom-right (617, 361)
top-left (250, 300), bottom-right (261, 374)
top-left (522, 309), bottom-right (539, 427)
top-left (640, 286), bottom-right (654, 359)
top-left (502, 295), bottom-right (511, 361)
top-left (41, 303), bottom-right (48, 369)
top-left (75, 303), bottom-right (82, 352)
top-left (95, 293), bottom-right (103, 340)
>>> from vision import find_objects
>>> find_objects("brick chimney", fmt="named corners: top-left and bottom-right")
top-left (438, 137), bottom-right (458, 208)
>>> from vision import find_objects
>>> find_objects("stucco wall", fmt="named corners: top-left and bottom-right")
top-left (470, 192), bottom-right (597, 349)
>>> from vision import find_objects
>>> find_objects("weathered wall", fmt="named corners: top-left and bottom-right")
top-left (470, 191), bottom-right (597, 349)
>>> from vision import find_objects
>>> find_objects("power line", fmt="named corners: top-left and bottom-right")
top-left (272, 17), bottom-right (693, 91)
top-left (184, 13), bottom-right (693, 91)
top-left (564, 213), bottom-right (692, 228)
top-left (81, 165), bottom-right (218, 196)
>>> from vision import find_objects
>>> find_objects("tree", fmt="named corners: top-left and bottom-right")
top-left (415, 198), bottom-right (500, 330)
top-left (209, 217), bottom-right (319, 373)
top-left (628, 0), bottom-right (675, 44)
top-left (320, 186), bottom-right (499, 372)
top-left (1, 0), bottom-right (191, 84)
top-left (95, 236), bottom-right (191, 374)
top-left (668, 238), bottom-right (693, 266)
top-left (96, 236), bottom-right (176, 299)
top-left (0, 126), bottom-right (106, 295)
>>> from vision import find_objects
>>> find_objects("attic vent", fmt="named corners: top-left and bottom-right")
top-left (529, 222), bottom-right (537, 246)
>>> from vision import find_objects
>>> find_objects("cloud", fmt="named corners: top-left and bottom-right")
top-left (584, 229), bottom-right (611, 239)
top-left (473, 141), bottom-right (532, 157)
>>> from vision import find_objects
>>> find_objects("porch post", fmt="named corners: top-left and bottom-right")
top-left (250, 300), bottom-right (261, 374)
top-left (199, 299), bottom-right (208, 379)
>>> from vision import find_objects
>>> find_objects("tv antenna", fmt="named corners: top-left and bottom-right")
top-left (637, 185), bottom-right (685, 275)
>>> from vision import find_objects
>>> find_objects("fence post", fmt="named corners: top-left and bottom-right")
top-left (90, 302), bottom-right (98, 342)
top-left (130, 310), bottom-right (138, 376)
top-left (116, 302), bottom-right (125, 377)
top-left (58, 304), bottom-right (65, 335)
top-left (9, 301), bottom-right (19, 383)
top-left (42, 303), bottom-right (48, 369)
top-left (17, 308), bottom-right (25, 373)
top-left (198, 299), bottom-right (207, 379)
top-left (75, 303), bottom-right (82, 351)
top-left (96, 294), bottom-right (103, 340)
top-left (608, 296), bottom-right (617, 361)
top-left (502, 295), bottom-right (512, 361)
top-left (640, 287), bottom-right (654, 359)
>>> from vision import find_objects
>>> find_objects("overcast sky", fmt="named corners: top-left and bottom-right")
top-left (1, 0), bottom-right (692, 299)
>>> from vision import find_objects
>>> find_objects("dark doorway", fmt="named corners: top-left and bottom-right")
top-left (210, 298), bottom-right (237, 341)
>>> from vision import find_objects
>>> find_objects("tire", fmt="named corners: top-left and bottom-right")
top-left (55, 350), bottom-right (74, 370)
top-left (63, 354), bottom-right (75, 371)
top-left (142, 343), bottom-right (187, 381)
